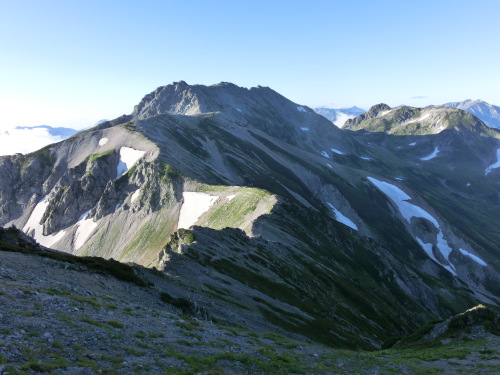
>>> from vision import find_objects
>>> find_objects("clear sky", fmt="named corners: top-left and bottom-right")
top-left (1, 0), bottom-right (500, 131)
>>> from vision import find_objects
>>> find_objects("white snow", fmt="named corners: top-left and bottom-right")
top-left (297, 106), bottom-right (307, 113)
top-left (98, 138), bottom-right (108, 146)
top-left (367, 177), bottom-right (456, 274)
top-left (236, 108), bottom-right (242, 112)
top-left (466, 182), bottom-right (471, 187)
top-left (326, 163), bottom-right (333, 169)
top-left (379, 110), bottom-right (393, 117)
top-left (300, 127), bottom-right (310, 131)
top-left (327, 202), bottom-right (358, 231)
top-left (226, 194), bottom-right (236, 201)
top-left (330, 148), bottom-right (345, 155)
top-left (74, 213), bottom-right (98, 250)
top-left (116, 147), bottom-right (145, 179)
top-left (420, 147), bottom-right (439, 161)
top-left (409, 142), bottom-right (417, 146)
top-left (395, 177), bottom-right (404, 181)
top-left (131, 189), bottom-right (141, 203)
top-left (485, 148), bottom-right (500, 175)
top-left (416, 237), bottom-right (439, 263)
top-left (320, 151), bottom-right (330, 158)
top-left (178, 192), bottom-right (219, 230)
top-left (360, 156), bottom-right (372, 161)
top-left (22, 197), bottom-right (66, 248)
top-left (459, 249), bottom-right (487, 266)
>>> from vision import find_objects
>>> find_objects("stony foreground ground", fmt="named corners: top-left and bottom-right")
top-left (1, 250), bottom-right (499, 374)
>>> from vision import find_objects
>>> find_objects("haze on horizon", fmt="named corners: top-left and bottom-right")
top-left (1, 0), bottom-right (499, 132)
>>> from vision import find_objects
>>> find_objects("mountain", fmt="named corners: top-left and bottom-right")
top-left (0, 125), bottom-right (79, 156)
top-left (313, 106), bottom-right (365, 127)
top-left (1, 82), bottom-right (499, 350)
top-left (438, 99), bottom-right (500, 129)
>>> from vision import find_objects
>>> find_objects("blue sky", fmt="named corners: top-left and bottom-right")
top-left (1, 0), bottom-right (499, 130)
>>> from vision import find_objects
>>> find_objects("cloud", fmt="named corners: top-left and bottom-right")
top-left (0, 127), bottom-right (64, 156)
top-left (410, 96), bottom-right (427, 99)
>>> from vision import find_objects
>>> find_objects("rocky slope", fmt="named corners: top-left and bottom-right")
top-left (1, 233), bottom-right (499, 374)
top-left (0, 82), bottom-right (499, 350)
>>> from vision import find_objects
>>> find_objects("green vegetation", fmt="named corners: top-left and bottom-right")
top-left (87, 149), bottom-right (114, 164)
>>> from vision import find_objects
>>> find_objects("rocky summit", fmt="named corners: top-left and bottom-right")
top-left (1, 81), bottom-right (499, 373)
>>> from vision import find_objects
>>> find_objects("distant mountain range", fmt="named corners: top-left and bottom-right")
top-left (316, 100), bottom-right (500, 130)
top-left (438, 99), bottom-right (500, 129)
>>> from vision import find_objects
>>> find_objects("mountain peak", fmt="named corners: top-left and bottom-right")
top-left (343, 103), bottom-right (391, 129)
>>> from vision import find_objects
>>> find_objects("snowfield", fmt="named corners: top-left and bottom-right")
top-left (320, 151), bottom-right (330, 158)
top-left (300, 127), bottom-right (310, 131)
top-left (331, 148), bottom-right (345, 155)
top-left (420, 147), bottom-right (439, 161)
top-left (22, 197), bottom-right (66, 248)
top-left (459, 249), bottom-right (487, 266)
top-left (297, 106), bottom-right (307, 113)
top-left (327, 202), bottom-right (358, 231)
top-left (98, 138), bottom-right (109, 146)
top-left (326, 163), bottom-right (333, 169)
top-left (367, 177), bottom-right (456, 274)
top-left (116, 147), bottom-right (145, 179)
top-left (485, 148), bottom-right (500, 175)
top-left (409, 142), bottom-right (417, 146)
top-left (178, 192), bottom-right (219, 230)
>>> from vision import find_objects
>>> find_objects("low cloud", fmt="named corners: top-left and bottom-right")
top-left (0, 127), bottom-right (64, 156)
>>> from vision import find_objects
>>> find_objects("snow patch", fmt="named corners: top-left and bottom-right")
top-left (395, 177), bottom-right (404, 181)
top-left (327, 202), bottom-right (358, 231)
top-left (74, 213), bottom-right (98, 250)
top-left (367, 177), bottom-right (456, 274)
top-left (485, 148), bottom-right (500, 175)
top-left (409, 142), bottom-right (417, 146)
top-left (379, 110), bottom-right (393, 117)
top-left (326, 163), bottom-right (333, 169)
top-left (236, 108), bottom-right (242, 112)
top-left (131, 189), bottom-right (141, 203)
top-left (466, 182), bottom-right (471, 187)
top-left (98, 138), bottom-right (108, 146)
top-left (116, 147), bottom-right (145, 179)
top-left (22, 197), bottom-right (66, 247)
top-left (459, 249), bottom-right (487, 266)
top-left (226, 194), bottom-right (236, 201)
top-left (330, 148), bottom-right (345, 155)
top-left (300, 127), bottom-right (310, 131)
top-left (420, 147), bottom-right (439, 161)
top-left (320, 151), bottom-right (330, 158)
top-left (360, 156), bottom-right (372, 161)
top-left (297, 106), bottom-right (307, 113)
top-left (178, 192), bottom-right (219, 230)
